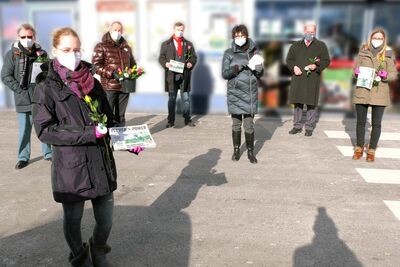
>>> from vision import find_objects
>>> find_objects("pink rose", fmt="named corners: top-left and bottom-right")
top-left (378, 70), bottom-right (388, 80)
top-left (354, 67), bottom-right (360, 76)
top-left (36, 51), bottom-right (42, 56)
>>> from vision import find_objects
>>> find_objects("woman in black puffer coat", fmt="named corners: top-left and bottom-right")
top-left (222, 25), bottom-right (264, 163)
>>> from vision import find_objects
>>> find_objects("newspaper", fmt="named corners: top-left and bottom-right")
top-left (168, 60), bottom-right (185, 73)
top-left (356, 66), bottom-right (375, 90)
top-left (247, 54), bottom-right (264, 71)
top-left (109, 124), bottom-right (156, 150)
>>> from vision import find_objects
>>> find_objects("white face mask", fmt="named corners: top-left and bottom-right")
top-left (371, 39), bottom-right (384, 48)
top-left (110, 31), bottom-right (121, 42)
top-left (175, 31), bottom-right (183, 38)
top-left (234, 37), bottom-right (246, 47)
top-left (20, 39), bottom-right (34, 48)
top-left (57, 52), bottom-right (81, 71)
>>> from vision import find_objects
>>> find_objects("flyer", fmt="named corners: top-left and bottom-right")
top-left (109, 124), bottom-right (156, 150)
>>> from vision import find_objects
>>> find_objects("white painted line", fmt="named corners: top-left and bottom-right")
top-left (384, 201), bottom-right (400, 221)
top-left (356, 168), bottom-right (400, 184)
top-left (325, 131), bottom-right (400, 141)
top-left (336, 146), bottom-right (400, 159)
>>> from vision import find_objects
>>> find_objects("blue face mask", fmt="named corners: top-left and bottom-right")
top-left (305, 33), bottom-right (314, 41)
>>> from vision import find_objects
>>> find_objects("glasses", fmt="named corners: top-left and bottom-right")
top-left (20, 36), bottom-right (33, 39)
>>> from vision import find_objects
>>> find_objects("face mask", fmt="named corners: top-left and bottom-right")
top-left (20, 39), bottom-right (34, 48)
top-left (305, 33), bottom-right (314, 41)
top-left (175, 31), bottom-right (183, 38)
top-left (234, 37), bottom-right (246, 47)
top-left (371, 39), bottom-right (384, 48)
top-left (110, 31), bottom-right (121, 42)
top-left (57, 52), bottom-right (81, 71)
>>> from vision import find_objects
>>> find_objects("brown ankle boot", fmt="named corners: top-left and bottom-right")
top-left (366, 148), bottom-right (376, 162)
top-left (352, 146), bottom-right (364, 160)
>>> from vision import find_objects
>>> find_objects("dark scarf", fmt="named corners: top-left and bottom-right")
top-left (53, 59), bottom-right (95, 99)
top-left (172, 35), bottom-right (183, 57)
top-left (17, 42), bottom-right (39, 88)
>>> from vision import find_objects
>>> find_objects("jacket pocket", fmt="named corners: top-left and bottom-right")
top-left (14, 90), bottom-right (31, 107)
top-left (54, 151), bottom-right (93, 194)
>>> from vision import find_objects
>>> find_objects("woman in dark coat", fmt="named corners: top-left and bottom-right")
top-left (32, 27), bottom-right (142, 267)
top-left (222, 25), bottom-right (263, 163)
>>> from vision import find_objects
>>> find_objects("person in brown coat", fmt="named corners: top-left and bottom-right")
top-left (286, 22), bottom-right (330, 136)
top-left (92, 21), bottom-right (136, 126)
top-left (352, 28), bottom-right (398, 162)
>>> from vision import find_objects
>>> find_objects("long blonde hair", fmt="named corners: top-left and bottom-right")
top-left (363, 28), bottom-right (387, 61)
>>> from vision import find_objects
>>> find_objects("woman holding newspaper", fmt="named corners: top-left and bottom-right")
top-left (222, 24), bottom-right (264, 164)
top-left (352, 28), bottom-right (398, 162)
top-left (32, 27), bottom-right (143, 267)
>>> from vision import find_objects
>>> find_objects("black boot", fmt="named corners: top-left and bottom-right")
top-left (245, 132), bottom-right (257, 164)
top-left (89, 238), bottom-right (113, 267)
top-left (69, 243), bottom-right (93, 267)
top-left (232, 130), bottom-right (241, 161)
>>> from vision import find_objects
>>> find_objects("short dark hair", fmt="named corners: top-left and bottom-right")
top-left (232, 24), bottom-right (248, 39)
top-left (174, 22), bottom-right (185, 28)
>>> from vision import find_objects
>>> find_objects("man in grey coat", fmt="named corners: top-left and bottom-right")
top-left (286, 22), bottom-right (330, 136)
top-left (1, 23), bottom-right (52, 169)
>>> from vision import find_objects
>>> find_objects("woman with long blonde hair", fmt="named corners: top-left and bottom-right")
top-left (352, 28), bottom-right (398, 162)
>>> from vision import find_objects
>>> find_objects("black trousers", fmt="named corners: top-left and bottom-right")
top-left (62, 193), bottom-right (114, 257)
top-left (355, 104), bottom-right (385, 149)
top-left (106, 91), bottom-right (130, 126)
top-left (167, 79), bottom-right (191, 123)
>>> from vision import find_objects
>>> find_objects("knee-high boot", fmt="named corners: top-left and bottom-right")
top-left (245, 132), bottom-right (257, 164)
top-left (232, 130), bottom-right (241, 161)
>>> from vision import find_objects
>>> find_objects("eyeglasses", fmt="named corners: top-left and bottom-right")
top-left (20, 36), bottom-right (33, 39)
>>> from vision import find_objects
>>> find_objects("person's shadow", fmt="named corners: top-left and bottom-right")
top-left (293, 207), bottom-right (363, 267)
top-left (0, 148), bottom-right (227, 267)
top-left (238, 114), bottom-right (283, 158)
top-left (342, 115), bottom-right (371, 147)
top-left (191, 51), bottom-right (214, 115)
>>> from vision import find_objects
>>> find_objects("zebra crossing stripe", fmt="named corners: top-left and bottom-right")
top-left (336, 146), bottom-right (400, 159)
top-left (383, 201), bottom-right (400, 221)
top-left (325, 131), bottom-right (400, 141)
top-left (356, 168), bottom-right (400, 184)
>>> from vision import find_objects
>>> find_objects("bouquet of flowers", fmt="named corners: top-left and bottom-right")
top-left (114, 66), bottom-right (145, 81)
top-left (373, 60), bottom-right (388, 86)
top-left (304, 57), bottom-right (320, 77)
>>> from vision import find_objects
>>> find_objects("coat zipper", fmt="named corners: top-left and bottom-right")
top-left (247, 51), bottom-right (253, 115)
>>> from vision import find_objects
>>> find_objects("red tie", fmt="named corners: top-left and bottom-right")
top-left (306, 40), bottom-right (311, 47)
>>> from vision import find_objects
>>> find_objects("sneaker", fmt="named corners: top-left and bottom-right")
top-left (305, 130), bottom-right (313, 137)
top-left (289, 128), bottom-right (302, 134)
top-left (15, 160), bottom-right (29, 169)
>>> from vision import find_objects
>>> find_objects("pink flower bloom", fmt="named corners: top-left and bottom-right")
top-left (378, 70), bottom-right (388, 79)
top-left (354, 67), bottom-right (360, 76)
top-left (36, 51), bottom-right (42, 56)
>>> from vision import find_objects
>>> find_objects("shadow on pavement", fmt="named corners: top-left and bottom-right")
top-left (0, 148), bottom-right (227, 267)
top-left (293, 207), bottom-right (363, 267)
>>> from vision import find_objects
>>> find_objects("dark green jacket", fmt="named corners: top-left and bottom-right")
top-left (222, 38), bottom-right (263, 115)
top-left (1, 42), bottom-right (47, 112)
top-left (286, 39), bottom-right (330, 106)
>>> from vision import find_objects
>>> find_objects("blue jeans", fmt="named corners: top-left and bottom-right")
top-left (168, 81), bottom-right (191, 123)
top-left (18, 112), bottom-right (52, 161)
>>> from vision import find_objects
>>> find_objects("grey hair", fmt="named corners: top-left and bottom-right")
top-left (17, 23), bottom-right (36, 37)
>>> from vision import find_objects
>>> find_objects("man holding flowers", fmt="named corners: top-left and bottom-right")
top-left (92, 21), bottom-right (137, 126)
top-left (286, 22), bottom-right (330, 137)
top-left (1, 23), bottom-right (52, 169)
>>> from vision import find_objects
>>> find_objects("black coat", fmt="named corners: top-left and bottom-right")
top-left (286, 39), bottom-right (330, 106)
top-left (32, 60), bottom-right (117, 203)
top-left (158, 37), bottom-right (197, 92)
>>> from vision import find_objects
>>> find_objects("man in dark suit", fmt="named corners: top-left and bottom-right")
top-left (159, 22), bottom-right (197, 128)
